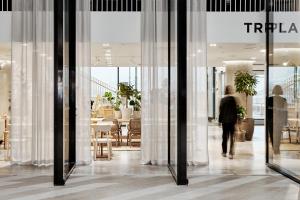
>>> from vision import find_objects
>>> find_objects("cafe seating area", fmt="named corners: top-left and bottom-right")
top-left (90, 94), bottom-right (142, 161)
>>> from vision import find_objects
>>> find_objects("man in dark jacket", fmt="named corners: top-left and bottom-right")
top-left (219, 85), bottom-right (237, 159)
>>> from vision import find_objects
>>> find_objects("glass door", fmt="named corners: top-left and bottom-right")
top-left (168, 0), bottom-right (188, 185)
top-left (266, 0), bottom-right (300, 183)
top-left (54, 0), bottom-right (76, 185)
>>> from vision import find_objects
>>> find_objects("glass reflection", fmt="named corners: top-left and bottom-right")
top-left (268, 65), bottom-right (300, 177)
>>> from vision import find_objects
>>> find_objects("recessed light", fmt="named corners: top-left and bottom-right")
top-left (192, 53), bottom-right (196, 57)
top-left (283, 62), bottom-right (288, 66)
top-left (209, 43), bottom-right (217, 47)
top-left (197, 49), bottom-right (202, 53)
top-left (102, 43), bottom-right (110, 47)
top-left (105, 53), bottom-right (111, 57)
top-left (250, 57), bottom-right (256, 60)
top-left (105, 49), bottom-right (111, 53)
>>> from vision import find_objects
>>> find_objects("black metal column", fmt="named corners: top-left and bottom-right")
top-left (54, 0), bottom-right (65, 186)
top-left (176, 0), bottom-right (188, 185)
top-left (69, 0), bottom-right (77, 169)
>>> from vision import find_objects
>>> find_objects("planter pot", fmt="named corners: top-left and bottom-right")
top-left (133, 111), bottom-right (141, 119)
top-left (122, 108), bottom-right (132, 120)
top-left (236, 119), bottom-right (246, 142)
top-left (236, 129), bottom-right (246, 142)
top-left (114, 110), bottom-right (122, 119)
top-left (244, 118), bottom-right (255, 141)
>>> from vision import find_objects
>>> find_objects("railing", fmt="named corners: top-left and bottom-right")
top-left (91, 76), bottom-right (117, 99)
top-left (207, 0), bottom-right (299, 12)
top-left (4, 0), bottom-right (300, 12)
top-left (90, 0), bottom-right (141, 11)
top-left (0, 0), bottom-right (11, 11)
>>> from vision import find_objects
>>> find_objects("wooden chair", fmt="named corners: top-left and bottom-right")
top-left (127, 119), bottom-right (141, 147)
top-left (110, 119), bottom-right (121, 146)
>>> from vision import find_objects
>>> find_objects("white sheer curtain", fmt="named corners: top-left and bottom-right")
top-left (76, 0), bottom-right (91, 165)
top-left (141, 0), bottom-right (169, 165)
top-left (187, 0), bottom-right (208, 165)
top-left (141, 0), bottom-right (208, 165)
top-left (11, 0), bottom-right (54, 166)
top-left (11, 0), bottom-right (91, 166)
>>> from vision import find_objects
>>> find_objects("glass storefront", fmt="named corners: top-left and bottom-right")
top-left (267, 0), bottom-right (300, 182)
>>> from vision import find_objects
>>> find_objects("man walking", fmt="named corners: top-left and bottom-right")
top-left (219, 85), bottom-right (238, 159)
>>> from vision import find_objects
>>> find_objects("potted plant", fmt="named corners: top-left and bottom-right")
top-left (102, 91), bottom-right (115, 106)
top-left (236, 105), bottom-right (247, 142)
top-left (234, 71), bottom-right (258, 141)
top-left (129, 89), bottom-right (141, 118)
top-left (113, 96), bottom-right (122, 119)
top-left (118, 83), bottom-right (134, 120)
top-left (237, 105), bottom-right (246, 120)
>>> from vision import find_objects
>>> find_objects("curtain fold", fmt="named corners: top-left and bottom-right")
top-left (11, 0), bottom-right (54, 166)
top-left (141, 0), bottom-right (169, 165)
top-left (141, 0), bottom-right (208, 165)
top-left (76, 0), bottom-right (91, 165)
top-left (187, 0), bottom-right (208, 165)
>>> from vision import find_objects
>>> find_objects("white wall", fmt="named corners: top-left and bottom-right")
top-left (91, 12), bottom-right (141, 43)
top-left (0, 12), bottom-right (11, 42)
top-left (1, 12), bottom-right (300, 43)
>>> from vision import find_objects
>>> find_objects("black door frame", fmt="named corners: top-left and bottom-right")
top-left (54, 0), bottom-right (76, 186)
top-left (265, 0), bottom-right (300, 184)
top-left (167, 0), bottom-right (188, 185)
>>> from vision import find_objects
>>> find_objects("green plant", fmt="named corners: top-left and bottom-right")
top-left (237, 105), bottom-right (246, 119)
top-left (129, 89), bottom-right (141, 111)
top-left (118, 83), bottom-right (134, 108)
top-left (102, 91), bottom-right (115, 105)
top-left (113, 96), bottom-right (122, 111)
top-left (234, 71), bottom-right (258, 112)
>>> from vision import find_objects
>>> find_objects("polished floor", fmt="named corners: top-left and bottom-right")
top-left (0, 125), bottom-right (299, 200)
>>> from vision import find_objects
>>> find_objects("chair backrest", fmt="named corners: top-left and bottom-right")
top-left (128, 119), bottom-right (141, 135)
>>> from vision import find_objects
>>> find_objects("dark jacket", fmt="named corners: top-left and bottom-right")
top-left (219, 96), bottom-right (237, 124)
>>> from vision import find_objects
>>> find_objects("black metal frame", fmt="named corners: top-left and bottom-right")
top-left (265, 0), bottom-right (300, 184)
top-left (167, 0), bottom-right (188, 185)
top-left (54, 0), bottom-right (76, 186)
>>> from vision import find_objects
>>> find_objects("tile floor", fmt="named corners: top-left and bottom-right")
top-left (0, 125), bottom-right (299, 200)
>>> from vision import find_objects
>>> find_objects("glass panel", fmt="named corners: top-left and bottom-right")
top-left (253, 71), bottom-right (265, 119)
top-left (169, 0), bottom-right (178, 176)
top-left (267, 1), bottom-right (300, 179)
top-left (63, 0), bottom-right (70, 177)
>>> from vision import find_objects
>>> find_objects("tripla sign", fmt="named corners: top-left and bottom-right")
top-left (244, 22), bottom-right (298, 33)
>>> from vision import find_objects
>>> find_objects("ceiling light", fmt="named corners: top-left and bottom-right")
top-left (102, 43), bottom-right (110, 47)
top-left (105, 53), bottom-right (111, 57)
top-left (283, 62), bottom-right (288, 66)
top-left (105, 49), bottom-right (111, 53)
top-left (209, 43), bottom-right (217, 47)
top-left (250, 57), bottom-right (256, 60)
top-left (192, 53), bottom-right (196, 57)
top-left (197, 49), bottom-right (202, 53)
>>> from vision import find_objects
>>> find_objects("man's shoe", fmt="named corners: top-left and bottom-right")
top-left (229, 154), bottom-right (233, 159)
top-left (222, 153), bottom-right (226, 157)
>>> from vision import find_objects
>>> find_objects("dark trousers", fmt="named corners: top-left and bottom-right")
top-left (222, 122), bottom-right (235, 155)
